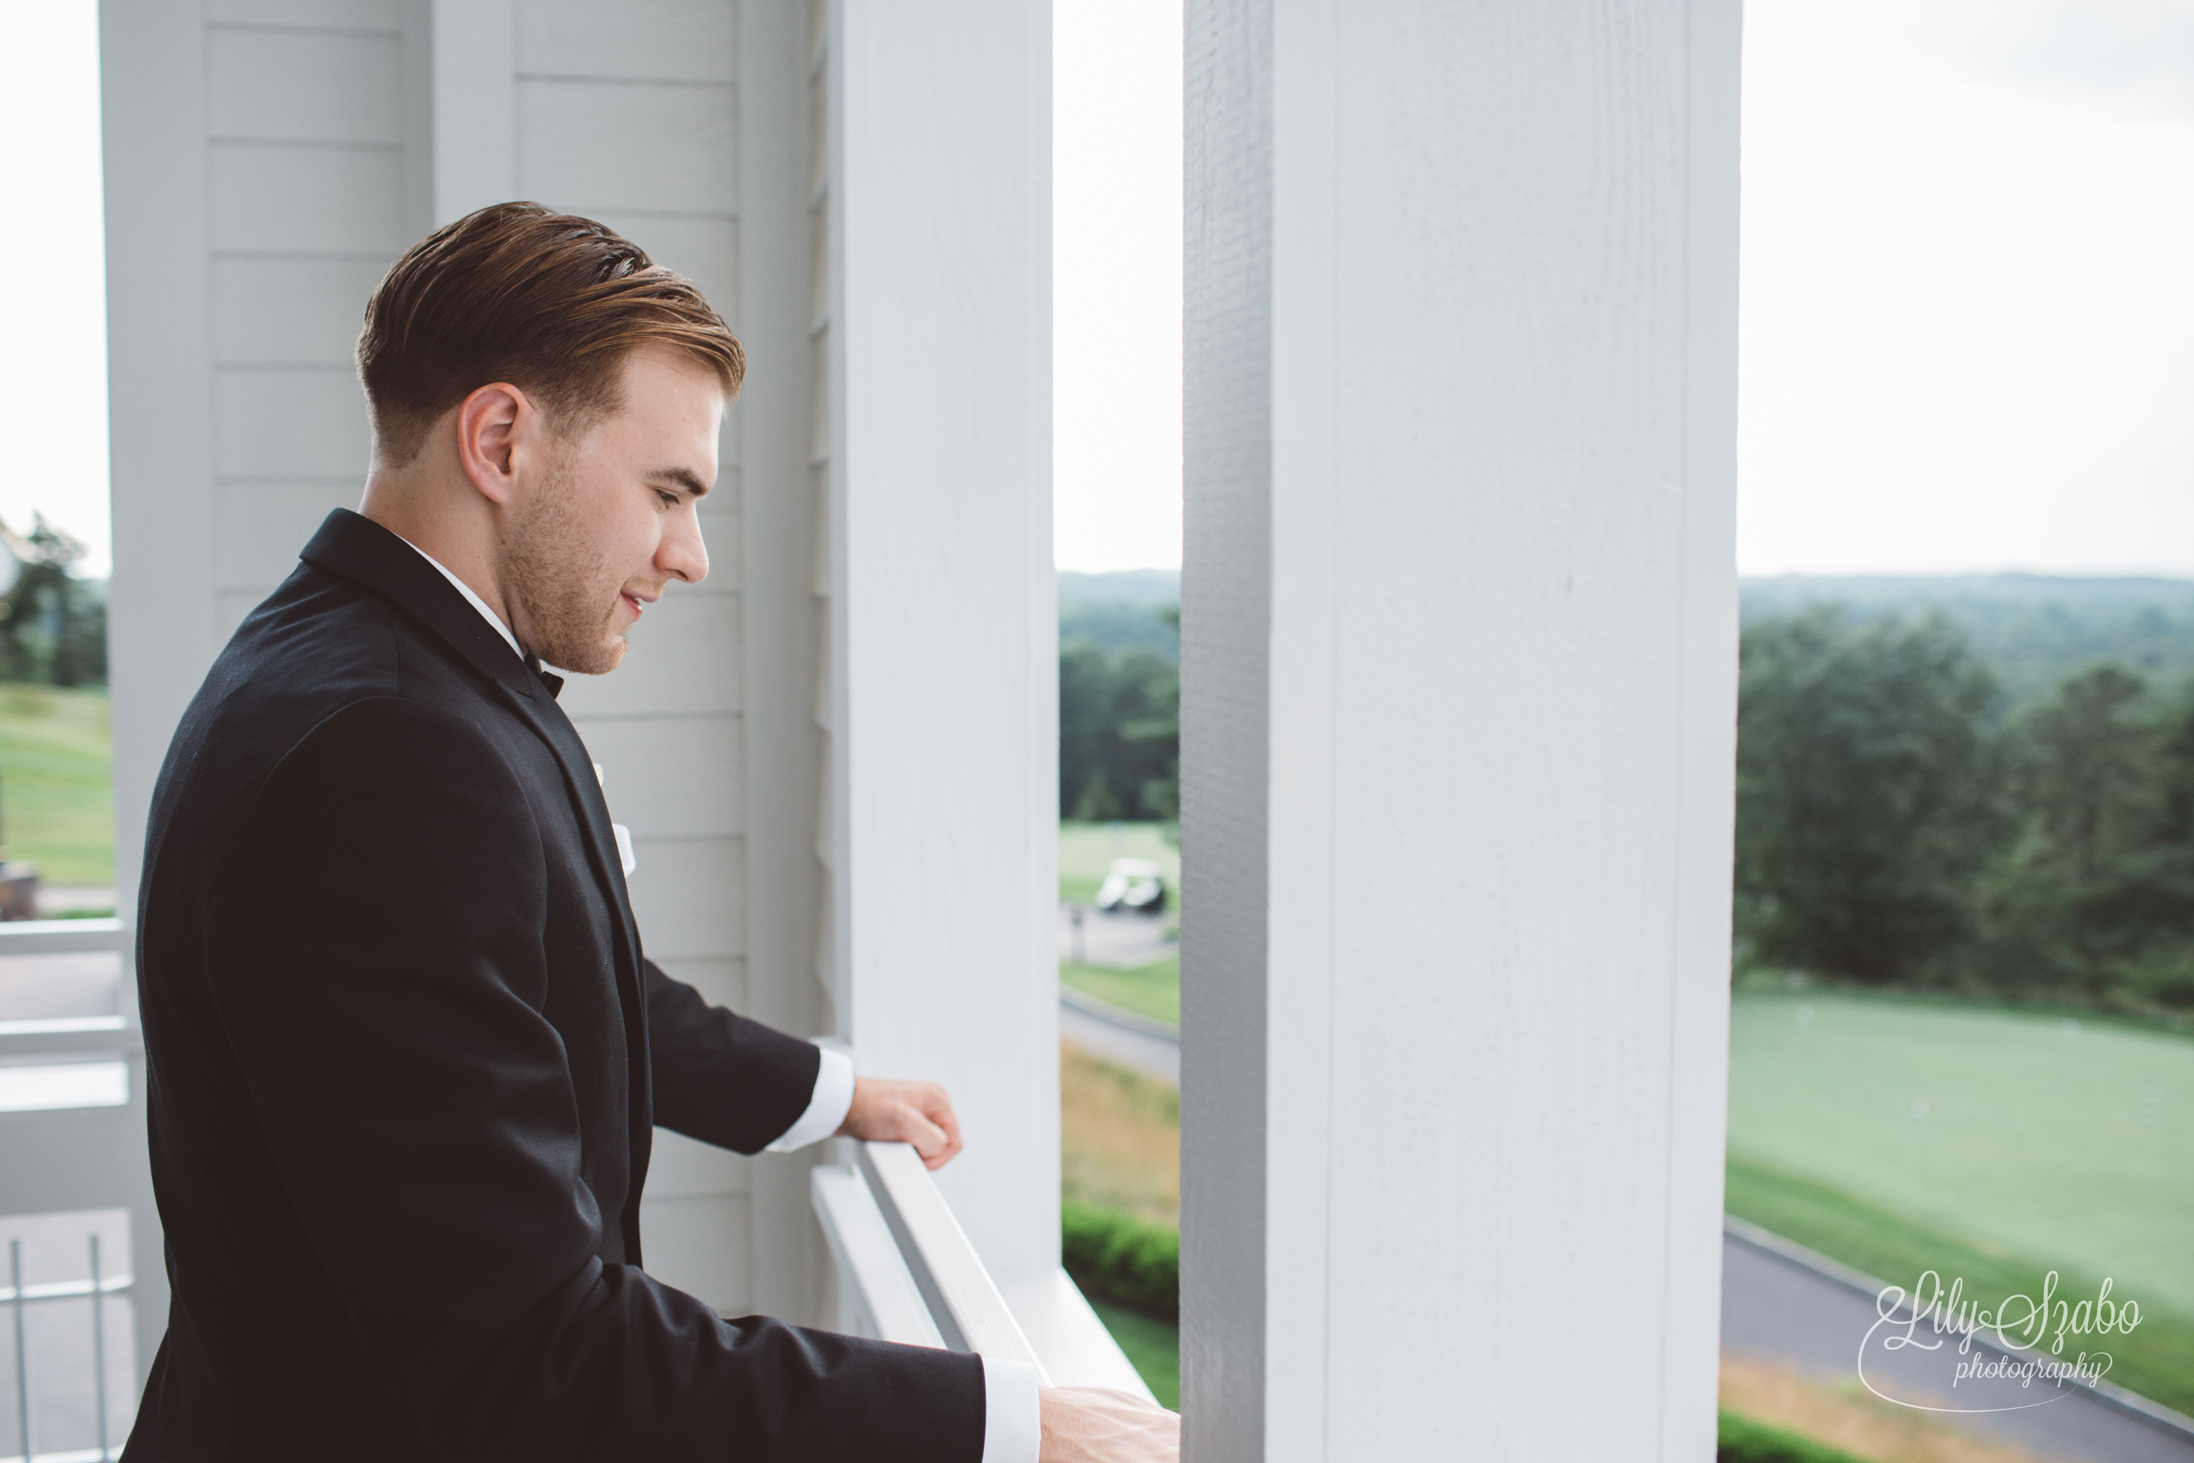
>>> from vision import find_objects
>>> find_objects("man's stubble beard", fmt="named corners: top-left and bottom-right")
top-left (502, 457), bottom-right (630, 676)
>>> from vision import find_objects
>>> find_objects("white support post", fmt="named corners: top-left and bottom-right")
top-left (98, 0), bottom-right (218, 1385)
top-left (1181, 2), bottom-right (1742, 1458)
top-left (830, 0), bottom-right (1058, 1291)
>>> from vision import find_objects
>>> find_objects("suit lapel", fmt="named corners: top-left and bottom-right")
top-left (494, 677), bottom-right (658, 1230)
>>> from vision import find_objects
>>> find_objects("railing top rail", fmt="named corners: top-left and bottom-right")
top-left (856, 1141), bottom-right (1048, 1381)
top-left (810, 1165), bottom-right (945, 1349)
top-left (0, 919), bottom-right (126, 956)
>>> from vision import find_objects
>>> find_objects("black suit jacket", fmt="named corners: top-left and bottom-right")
top-left (125, 509), bottom-right (984, 1460)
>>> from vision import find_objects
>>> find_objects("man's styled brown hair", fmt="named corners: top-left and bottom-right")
top-left (357, 201), bottom-right (743, 466)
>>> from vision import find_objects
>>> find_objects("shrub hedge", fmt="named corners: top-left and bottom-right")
top-left (1062, 1202), bottom-right (1178, 1322)
top-left (1716, 1410), bottom-right (1870, 1463)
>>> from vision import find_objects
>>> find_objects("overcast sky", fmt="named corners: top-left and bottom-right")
top-left (9, 3), bottom-right (2194, 582)
top-left (0, 0), bottom-right (108, 577)
top-left (1054, 0), bottom-right (2194, 577)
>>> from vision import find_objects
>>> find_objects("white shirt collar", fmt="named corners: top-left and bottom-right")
top-left (394, 535), bottom-right (524, 661)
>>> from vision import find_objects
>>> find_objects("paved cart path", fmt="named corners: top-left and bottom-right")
top-left (1059, 990), bottom-right (1179, 1085)
top-left (1723, 1225), bottom-right (2194, 1463)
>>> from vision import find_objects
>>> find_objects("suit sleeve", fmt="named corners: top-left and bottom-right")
top-left (211, 697), bottom-right (984, 1463)
top-left (643, 957), bottom-right (822, 1152)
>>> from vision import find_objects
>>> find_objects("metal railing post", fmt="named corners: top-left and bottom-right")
top-left (90, 1235), bottom-right (108, 1462)
top-left (9, 1238), bottom-right (30, 1463)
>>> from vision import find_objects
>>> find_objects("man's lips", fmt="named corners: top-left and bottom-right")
top-left (620, 589), bottom-right (658, 620)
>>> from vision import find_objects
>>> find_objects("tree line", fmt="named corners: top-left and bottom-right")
top-left (1060, 606), bottom-right (1178, 822)
top-left (1061, 594), bottom-right (2194, 1011)
top-left (1739, 607), bottom-right (2194, 1010)
top-left (0, 516), bottom-right (106, 687)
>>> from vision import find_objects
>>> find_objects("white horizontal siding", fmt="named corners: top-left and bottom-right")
top-left (209, 143), bottom-right (407, 255)
top-left (623, 835), bottom-right (745, 961)
top-left (576, 714), bottom-right (744, 838)
top-left (212, 368), bottom-right (371, 480)
top-left (515, 0), bottom-right (735, 84)
top-left (207, 28), bottom-right (403, 144)
top-left (206, 0), bottom-right (402, 29)
top-left (214, 482), bottom-right (357, 590)
top-left (645, 1129), bottom-right (750, 1199)
top-left (211, 256), bottom-right (385, 365)
top-left (552, 593), bottom-right (743, 718)
top-left (635, 1191), bottom-right (750, 1315)
top-left (515, 78), bottom-right (736, 215)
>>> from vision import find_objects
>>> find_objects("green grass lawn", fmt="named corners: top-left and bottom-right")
top-left (0, 684), bottom-right (113, 886)
top-left (1088, 1301), bottom-right (1179, 1410)
top-left (1061, 957), bottom-right (1179, 1028)
top-left (1728, 991), bottom-right (2194, 1314)
top-left (1059, 820), bottom-right (1180, 906)
top-left (1064, 988), bottom-right (2194, 1425)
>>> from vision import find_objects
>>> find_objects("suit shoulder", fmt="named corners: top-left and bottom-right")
top-left (269, 694), bottom-right (523, 794)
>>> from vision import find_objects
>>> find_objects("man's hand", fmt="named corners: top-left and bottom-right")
top-left (835, 1077), bottom-right (963, 1170)
top-left (1040, 1387), bottom-right (1180, 1461)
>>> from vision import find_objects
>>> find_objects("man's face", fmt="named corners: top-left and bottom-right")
top-left (502, 346), bottom-right (723, 674)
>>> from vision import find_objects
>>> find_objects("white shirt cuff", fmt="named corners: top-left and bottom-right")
top-left (981, 1357), bottom-right (1042, 1463)
top-left (764, 1042), bottom-right (855, 1152)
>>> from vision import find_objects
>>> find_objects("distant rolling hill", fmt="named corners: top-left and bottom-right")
top-left (1060, 570), bottom-right (1180, 660)
top-left (1742, 573), bottom-right (2194, 707)
top-left (1059, 567), bottom-right (2194, 706)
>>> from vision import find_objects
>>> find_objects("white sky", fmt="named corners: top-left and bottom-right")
top-left (8, 3), bottom-right (2194, 582)
top-left (1054, 0), bottom-right (2194, 578)
top-left (1052, 0), bottom-right (1185, 574)
top-left (0, 0), bottom-right (110, 578)
top-left (1739, 0), bottom-right (2194, 576)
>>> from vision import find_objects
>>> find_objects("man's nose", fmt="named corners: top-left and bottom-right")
top-left (661, 507), bottom-right (709, 585)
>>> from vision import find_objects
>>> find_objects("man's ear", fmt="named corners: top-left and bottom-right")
top-left (454, 382), bottom-right (533, 506)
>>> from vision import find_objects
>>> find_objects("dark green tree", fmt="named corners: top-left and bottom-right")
top-left (1974, 667), bottom-right (2194, 1000)
top-left (1735, 609), bottom-right (2005, 983)
top-left (1059, 606), bottom-right (1179, 821)
top-left (0, 516), bottom-right (104, 687)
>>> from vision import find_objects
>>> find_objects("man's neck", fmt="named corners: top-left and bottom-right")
top-left (358, 483), bottom-right (517, 641)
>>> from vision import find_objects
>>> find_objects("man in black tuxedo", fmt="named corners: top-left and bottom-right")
top-left (126, 203), bottom-right (1175, 1461)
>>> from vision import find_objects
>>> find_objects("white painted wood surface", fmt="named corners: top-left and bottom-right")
top-left (733, 0), bottom-right (834, 1326)
top-left (1182, 2), bottom-right (1741, 1458)
top-left (857, 1141), bottom-right (1047, 1374)
top-left (810, 1162), bottom-right (945, 1347)
top-left (831, 0), bottom-right (1059, 1292)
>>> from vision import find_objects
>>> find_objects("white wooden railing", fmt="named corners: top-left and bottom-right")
top-left (1, 918), bottom-right (1157, 1456)
top-left (0, 919), bottom-right (149, 1463)
top-left (812, 1141), bottom-right (1154, 1401)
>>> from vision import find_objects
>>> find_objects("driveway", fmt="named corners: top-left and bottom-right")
top-left (1723, 1222), bottom-right (2194, 1463)
top-left (1057, 904), bottom-right (1173, 970)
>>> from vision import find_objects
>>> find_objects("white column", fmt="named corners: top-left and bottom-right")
top-left (830, 0), bottom-right (1058, 1289)
top-left (736, 0), bottom-right (831, 1327)
top-left (1181, 2), bottom-right (1741, 1458)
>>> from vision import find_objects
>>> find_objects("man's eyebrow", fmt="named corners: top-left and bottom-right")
top-left (647, 467), bottom-right (711, 498)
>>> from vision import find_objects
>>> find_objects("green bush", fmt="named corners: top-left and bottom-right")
top-left (1062, 1202), bottom-right (1178, 1322)
top-left (1716, 1410), bottom-right (1869, 1463)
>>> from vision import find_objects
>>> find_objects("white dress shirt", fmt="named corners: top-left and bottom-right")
top-left (398, 536), bottom-right (1040, 1461)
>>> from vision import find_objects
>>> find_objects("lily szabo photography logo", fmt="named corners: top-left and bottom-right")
top-left (1859, 1270), bottom-right (2141, 1413)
